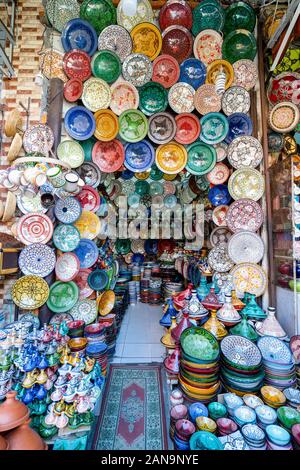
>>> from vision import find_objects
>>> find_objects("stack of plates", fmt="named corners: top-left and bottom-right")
top-left (220, 335), bottom-right (264, 395)
top-left (179, 327), bottom-right (221, 403)
top-left (255, 404), bottom-right (277, 430)
top-left (257, 336), bottom-right (297, 390)
top-left (241, 424), bottom-right (266, 450)
top-left (86, 342), bottom-right (108, 376)
top-left (140, 278), bottom-right (150, 303)
top-left (283, 387), bottom-right (300, 409)
top-left (260, 386), bottom-right (286, 409)
top-left (173, 419), bottom-right (195, 450)
top-left (169, 404), bottom-right (188, 440)
top-left (84, 323), bottom-right (106, 344)
top-left (163, 282), bottom-right (183, 301)
top-left (149, 277), bottom-right (162, 305)
top-left (128, 280), bottom-right (137, 305)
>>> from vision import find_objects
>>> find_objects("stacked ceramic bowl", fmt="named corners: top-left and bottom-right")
top-left (67, 320), bottom-right (85, 338)
top-left (149, 277), bottom-right (162, 305)
top-left (86, 342), bottom-right (108, 376)
top-left (140, 278), bottom-right (150, 303)
top-left (220, 335), bottom-right (264, 395)
top-left (257, 336), bottom-right (297, 390)
top-left (283, 387), bottom-right (300, 409)
top-left (195, 416), bottom-right (217, 434)
top-left (255, 404), bottom-right (277, 430)
top-left (128, 280), bottom-right (137, 304)
top-left (169, 404), bottom-right (188, 440)
top-left (241, 424), bottom-right (266, 450)
top-left (232, 406), bottom-right (257, 427)
top-left (260, 385), bottom-right (286, 409)
top-left (265, 424), bottom-right (293, 450)
top-left (179, 327), bottom-right (221, 403)
top-left (277, 406), bottom-right (300, 432)
top-left (84, 323), bottom-right (106, 345)
top-left (216, 417), bottom-right (238, 436)
top-left (174, 419), bottom-right (195, 450)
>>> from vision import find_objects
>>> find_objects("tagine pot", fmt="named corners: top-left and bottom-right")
top-left (255, 307), bottom-right (287, 338)
top-left (241, 294), bottom-right (266, 320)
top-left (0, 434), bottom-right (9, 450)
top-left (202, 287), bottom-right (222, 310)
top-left (197, 276), bottom-right (210, 301)
top-left (216, 295), bottom-right (241, 327)
top-left (5, 418), bottom-right (47, 450)
top-left (230, 312), bottom-right (258, 341)
top-left (164, 345), bottom-right (180, 374)
top-left (171, 310), bottom-right (193, 344)
top-left (160, 298), bottom-right (178, 327)
top-left (231, 290), bottom-right (245, 311)
top-left (0, 391), bottom-right (30, 432)
top-left (173, 283), bottom-right (193, 309)
top-left (203, 310), bottom-right (227, 341)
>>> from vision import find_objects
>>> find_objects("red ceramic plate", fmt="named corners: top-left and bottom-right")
top-left (152, 54), bottom-right (180, 89)
top-left (207, 162), bottom-right (230, 185)
top-left (63, 49), bottom-right (91, 81)
top-left (74, 268), bottom-right (94, 299)
top-left (55, 252), bottom-right (80, 282)
top-left (64, 78), bottom-right (83, 102)
top-left (17, 213), bottom-right (54, 246)
top-left (159, 0), bottom-right (193, 31)
top-left (162, 26), bottom-right (193, 64)
top-left (158, 239), bottom-right (176, 253)
top-left (76, 185), bottom-right (101, 213)
top-left (175, 113), bottom-right (201, 144)
top-left (267, 72), bottom-right (300, 106)
top-left (92, 139), bottom-right (125, 173)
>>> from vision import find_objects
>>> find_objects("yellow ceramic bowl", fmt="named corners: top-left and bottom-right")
top-left (94, 109), bottom-right (119, 141)
top-left (179, 377), bottom-right (220, 396)
top-left (196, 416), bottom-right (217, 433)
top-left (156, 141), bottom-right (188, 175)
top-left (206, 59), bottom-right (234, 90)
top-left (261, 386), bottom-right (286, 405)
top-left (68, 337), bottom-right (88, 351)
top-left (98, 290), bottom-right (115, 316)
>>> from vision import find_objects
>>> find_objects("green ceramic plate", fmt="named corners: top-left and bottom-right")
top-left (115, 239), bottom-right (131, 255)
top-left (77, 136), bottom-right (97, 162)
top-left (138, 82), bottom-right (168, 116)
top-left (150, 164), bottom-right (163, 181)
top-left (222, 29), bottom-right (257, 64)
top-left (119, 109), bottom-right (148, 142)
top-left (224, 2), bottom-right (256, 35)
top-left (200, 113), bottom-right (229, 145)
top-left (135, 180), bottom-right (150, 196)
top-left (80, 0), bottom-right (116, 35)
top-left (91, 50), bottom-right (121, 84)
top-left (180, 327), bottom-right (220, 362)
top-left (186, 142), bottom-right (217, 175)
top-left (149, 181), bottom-right (164, 196)
top-left (53, 224), bottom-right (81, 252)
top-left (47, 281), bottom-right (79, 313)
top-left (192, 0), bottom-right (225, 36)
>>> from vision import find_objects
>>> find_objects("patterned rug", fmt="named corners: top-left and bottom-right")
top-left (91, 364), bottom-right (169, 450)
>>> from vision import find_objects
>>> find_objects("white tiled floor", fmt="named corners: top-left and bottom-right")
top-left (112, 303), bottom-right (166, 364)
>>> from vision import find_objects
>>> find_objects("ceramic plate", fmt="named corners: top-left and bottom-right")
top-left (269, 102), bottom-right (300, 133)
top-left (222, 29), bottom-right (257, 63)
top-left (12, 275), bottom-right (49, 310)
top-left (221, 335), bottom-right (262, 368)
top-left (110, 80), bottom-right (139, 116)
top-left (267, 72), bottom-right (300, 106)
top-left (207, 162), bottom-right (230, 185)
top-left (92, 139), bottom-right (124, 172)
top-left (257, 336), bottom-right (292, 365)
top-left (57, 140), bottom-right (85, 168)
top-left (186, 142), bottom-right (216, 176)
top-left (76, 161), bottom-right (101, 188)
top-left (233, 59), bottom-right (258, 91)
top-left (226, 113), bottom-right (253, 144)
top-left (64, 106), bottom-right (96, 140)
top-left (226, 199), bottom-right (263, 233)
top-left (224, 2), bottom-right (256, 35)
top-left (222, 86), bottom-right (251, 116)
top-left (156, 141), bottom-right (187, 175)
top-left (212, 205), bottom-right (229, 227)
top-left (227, 136), bottom-right (263, 169)
top-left (55, 252), bottom-right (80, 282)
top-left (228, 231), bottom-right (264, 264)
top-left (208, 184), bottom-right (231, 206)
top-left (53, 224), bottom-right (81, 252)
top-left (230, 263), bottom-right (267, 297)
top-left (213, 142), bottom-right (228, 163)
top-left (139, 82), bottom-right (168, 116)
top-left (159, 0), bottom-right (192, 30)
top-left (47, 280), bottom-right (79, 313)
top-left (119, 110), bottom-right (148, 143)
top-left (63, 49), bottom-right (91, 81)
top-left (61, 18), bottom-right (98, 55)
top-left (81, 77), bottom-right (111, 112)
top-left (228, 168), bottom-right (265, 201)
top-left (98, 25), bottom-right (132, 62)
top-left (175, 113), bottom-right (200, 145)
top-left (161, 25), bottom-right (193, 64)
top-left (23, 124), bottom-right (54, 156)
top-left (117, 0), bottom-right (153, 32)
top-left (39, 49), bottom-right (67, 82)
top-left (179, 58), bottom-right (206, 90)
top-left (192, 1), bottom-right (225, 36)
top-left (168, 82), bottom-right (195, 114)
top-left (70, 299), bottom-right (97, 324)
top-left (88, 269), bottom-right (109, 290)
top-left (131, 22), bottom-right (162, 61)
top-left (94, 109), bottom-right (119, 141)
top-left (19, 243), bottom-right (56, 277)
top-left (148, 112), bottom-right (176, 145)
top-left (91, 50), bottom-right (121, 84)
top-left (194, 84), bottom-right (222, 115)
top-left (124, 140), bottom-right (155, 172)
top-left (74, 268), bottom-right (94, 299)
top-left (64, 78), bottom-right (83, 102)
top-left (49, 312), bottom-right (74, 326)
top-left (206, 59), bottom-right (234, 90)
top-left (76, 185), bottom-right (101, 212)
top-left (208, 245), bottom-right (234, 273)
top-left (80, 0), bottom-right (117, 35)
top-left (73, 238), bottom-right (99, 269)
top-left (210, 227), bottom-right (232, 247)
top-left (200, 113), bottom-right (229, 145)
top-left (122, 53), bottom-right (152, 87)
top-left (46, 0), bottom-right (80, 33)
top-left (152, 54), bottom-right (180, 89)
top-left (74, 211), bottom-right (101, 239)
top-left (193, 29), bottom-right (222, 66)
top-left (17, 213), bottom-right (53, 245)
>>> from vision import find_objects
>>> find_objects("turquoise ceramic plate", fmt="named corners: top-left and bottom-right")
top-left (88, 269), bottom-right (109, 290)
top-left (200, 112), bottom-right (229, 145)
top-left (53, 224), bottom-right (81, 252)
top-left (139, 82), bottom-right (168, 116)
top-left (186, 142), bottom-right (217, 175)
top-left (190, 431), bottom-right (224, 450)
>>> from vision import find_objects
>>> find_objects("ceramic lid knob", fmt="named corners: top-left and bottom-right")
top-left (0, 391), bottom-right (30, 432)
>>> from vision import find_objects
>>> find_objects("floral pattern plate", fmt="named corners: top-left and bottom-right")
top-left (74, 268), bottom-right (94, 299)
top-left (53, 224), bottom-right (81, 252)
top-left (47, 280), bottom-right (79, 313)
top-left (233, 59), bottom-right (258, 90)
top-left (210, 227), bottom-right (232, 247)
top-left (208, 245), bottom-right (234, 273)
top-left (193, 29), bottom-right (222, 66)
top-left (200, 113), bottom-right (229, 145)
top-left (228, 168), bottom-right (265, 201)
top-left (226, 199), bottom-right (263, 233)
top-left (228, 231), bottom-right (264, 264)
top-left (55, 252), bottom-right (80, 282)
top-left (82, 77), bottom-right (111, 112)
top-left (168, 82), bottom-right (195, 114)
top-left (212, 205), bottom-right (229, 227)
top-left (207, 162), bottom-right (230, 185)
top-left (17, 213), bottom-right (53, 245)
top-left (227, 136), bottom-right (263, 169)
top-left (74, 211), bottom-right (101, 239)
top-left (267, 72), bottom-right (300, 106)
top-left (75, 185), bottom-right (100, 212)
top-left (214, 142), bottom-right (228, 162)
top-left (39, 49), bottom-right (67, 82)
top-left (23, 124), bottom-right (54, 156)
top-left (125, 140), bottom-right (155, 172)
top-left (222, 86), bottom-right (251, 116)
top-left (19, 243), bottom-right (56, 278)
top-left (268, 101), bottom-right (300, 133)
top-left (119, 110), bottom-right (148, 142)
top-left (131, 22), bottom-right (162, 61)
top-left (70, 299), bottom-right (97, 325)
top-left (221, 335), bottom-right (262, 368)
top-left (230, 263), bottom-right (267, 297)
top-left (12, 275), bottom-right (49, 310)
top-left (194, 84), bottom-right (222, 115)
top-left (152, 54), bottom-right (180, 89)
top-left (46, 0), bottom-right (80, 33)
top-left (117, 0), bottom-right (153, 32)
top-left (122, 53), bottom-right (153, 87)
top-left (98, 25), bottom-right (132, 62)
top-left (54, 196), bottom-right (82, 224)
top-left (63, 49), bottom-right (91, 81)
top-left (110, 80), bottom-right (139, 116)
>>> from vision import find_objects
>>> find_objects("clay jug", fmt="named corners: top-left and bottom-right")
top-left (5, 418), bottom-right (47, 450)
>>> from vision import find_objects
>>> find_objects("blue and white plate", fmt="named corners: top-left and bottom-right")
top-left (73, 238), bottom-right (99, 268)
top-left (18, 243), bottom-right (56, 278)
top-left (208, 184), bottom-right (231, 206)
top-left (54, 196), bottom-right (82, 224)
top-left (179, 58), bottom-right (206, 90)
top-left (19, 312), bottom-right (41, 330)
top-left (257, 336), bottom-right (293, 365)
top-left (225, 112), bottom-right (253, 144)
top-left (124, 140), bottom-right (155, 173)
top-left (64, 106), bottom-right (96, 140)
top-left (61, 18), bottom-right (98, 55)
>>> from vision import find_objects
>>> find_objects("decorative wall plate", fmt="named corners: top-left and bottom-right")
top-left (206, 60), bottom-right (234, 90)
top-left (257, 336), bottom-right (292, 364)
top-left (222, 29), bottom-right (257, 63)
top-left (46, 0), bottom-right (80, 33)
top-left (91, 50), bottom-right (121, 84)
top-left (179, 58), bottom-right (206, 90)
top-left (61, 18), bottom-right (98, 55)
top-left (159, 0), bottom-right (192, 30)
top-left (49, 312), bottom-right (74, 326)
top-left (47, 280), bottom-right (79, 313)
top-left (210, 227), bottom-right (232, 247)
top-left (230, 263), bottom-right (267, 297)
top-left (118, 109), bottom-right (148, 142)
top-left (208, 184), bottom-right (231, 206)
top-left (228, 168), bottom-right (265, 201)
top-left (130, 22), bottom-right (162, 61)
top-left (139, 82), bottom-right (168, 116)
top-left (193, 29), bottom-right (222, 66)
top-left (152, 54), bottom-right (180, 89)
top-left (226, 113), bottom-right (253, 144)
top-left (161, 25), bottom-right (193, 64)
top-left (186, 142), bottom-right (216, 176)
top-left (12, 275), bottom-right (49, 310)
top-left (76, 185), bottom-right (101, 212)
top-left (175, 113), bottom-right (200, 145)
top-left (82, 78), bottom-right (111, 112)
top-left (98, 290), bottom-right (115, 316)
top-left (23, 125), bottom-right (54, 156)
top-left (17, 193), bottom-right (46, 215)
top-left (64, 106), bottom-right (96, 140)
top-left (227, 136), bottom-right (263, 169)
top-left (122, 53), bottom-right (152, 87)
top-left (94, 109), bottom-right (119, 141)
top-left (57, 140), bottom-right (85, 168)
top-left (228, 231), bottom-right (264, 264)
top-left (70, 299), bottom-right (97, 324)
top-left (233, 59), bottom-right (258, 90)
top-left (208, 245), bottom-right (234, 273)
top-left (53, 224), bottom-right (81, 252)
top-left (73, 238), bottom-right (99, 268)
top-left (110, 80), bottom-right (139, 116)
top-left (74, 268), bottom-right (93, 299)
top-left (64, 78), bottom-right (83, 102)
top-left (200, 113), bottom-right (229, 145)
top-left (19, 243), bottom-right (56, 277)
top-left (224, 1), bottom-right (256, 34)
top-left (98, 25), bottom-right (132, 62)
top-left (267, 72), bottom-right (300, 106)
top-left (156, 141), bottom-right (187, 174)
top-left (39, 49), bottom-right (67, 82)
top-left (269, 101), bottom-right (300, 133)
top-left (214, 142), bottom-right (228, 162)
top-left (168, 82), bottom-right (195, 114)
top-left (192, 1), bottom-right (225, 35)
top-left (55, 252), bottom-right (80, 282)
top-left (226, 199), bottom-right (263, 233)
top-left (207, 162), bottom-right (230, 185)
top-left (124, 140), bottom-right (155, 172)
top-left (74, 211), bottom-right (101, 239)
top-left (222, 86), bottom-right (251, 115)
top-left (92, 139), bottom-right (124, 172)
top-left (194, 84), bottom-right (222, 115)
top-left (17, 213), bottom-right (53, 245)
top-left (80, 0), bottom-right (117, 35)
top-left (212, 205), bottom-right (229, 227)
top-left (76, 161), bottom-right (101, 188)
top-left (148, 112), bottom-right (177, 144)
top-left (63, 49), bottom-right (91, 81)
top-left (117, 0), bottom-right (153, 32)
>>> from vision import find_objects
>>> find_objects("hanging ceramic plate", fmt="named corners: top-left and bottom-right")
top-left (214, 142), bottom-right (228, 163)
top-left (267, 72), bottom-right (300, 106)
top-left (115, 239), bottom-right (131, 255)
top-left (162, 25), bottom-right (193, 64)
top-left (110, 80), bottom-right (139, 116)
top-left (63, 49), bottom-right (91, 81)
top-left (76, 185), bottom-right (101, 212)
top-left (228, 231), bottom-right (264, 264)
top-left (224, 2), bottom-right (256, 35)
top-left (159, 0), bottom-right (192, 30)
top-left (226, 113), bottom-right (253, 144)
top-left (23, 124), bottom-right (54, 156)
top-left (174, 113), bottom-right (200, 145)
top-left (179, 58), bottom-right (206, 90)
top-left (207, 162), bottom-right (230, 185)
top-left (222, 86), bottom-right (251, 116)
top-left (117, 0), bottom-right (153, 32)
top-left (210, 227), bottom-right (232, 247)
top-left (74, 211), bottom-right (101, 239)
top-left (57, 140), bottom-right (85, 168)
top-left (150, 181), bottom-right (164, 196)
top-left (208, 245), bottom-right (234, 273)
top-left (17, 193), bottom-right (46, 215)
top-left (92, 139), bottom-right (124, 172)
top-left (168, 82), bottom-right (195, 114)
top-left (148, 112), bottom-right (176, 145)
top-left (208, 184), bottom-right (231, 206)
top-left (19, 243), bottom-right (56, 277)
top-left (55, 252), bottom-right (80, 282)
top-left (70, 299), bottom-right (97, 324)
top-left (206, 60), bottom-right (234, 90)
top-left (200, 113), bottom-right (229, 145)
top-left (73, 238), bottom-right (99, 268)
top-left (17, 213), bottom-right (53, 245)
top-left (226, 199), bottom-right (263, 233)
top-left (61, 18), bottom-right (98, 55)
top-left (119, 110), bottom-right (148, 143)
top-left (124, 140), bottom-right (155, 172)
top-left (222, 29), bottom-right (257, 63)
top-left (74, 268), bottom-right (94, 298)
top-left (212, 205), bottom-right (229, 227)
top-left (227, 136), bottom-right (263, 169)
top-left (135, 180), bottom-right (150, 196)
top-left (269, 102), bottom-right (300, 133)
top-left (76, 161), bottom-right (101, 188)
top-left (50, 312), bottom-right (74, 326)
top-left (64, 78), bottom-right (83, 102)
top-left (130, 22), bottom-right (162, 61)
top-left (193, 29), bottom-right (222, 66)
top-left (54, 196), bottom-right (82, 224)
top-left (39, 49), bottom-right (67, 82)
top-left (230, 263), bottom-right (267, 297)
top-left (12, 275), bottom-right (49, 310)
top-left (91, 50), bottom-right (121, 84)
top-left (46, 0), bottom-right (80, 33)
top-left (122, 53), bottom-right (153, 87)
top-left (98, 25), bottom-right (132, 62)
top-left (53, 224), bottom-right (80, 252)
top-left (80, 0), bottom-right (116, 35)
top-left (228, 168), bottom-right (265, 201)
top-left (64, 106), bottom-right (96, 140)
top-left (47, 280), bottom-right (79, 313)
top-left (152, 54), bottom-right (180, 89)
top-left (94, 109), bottom-right (119, 141)
top-left (186, 142), bottom-right (216, 176)
top-left (131, 239), bottom-right (145, 254)
top-left (88, 269), bottom-right (109, 290)
top-left (82, 78), bottom-right (111, 112)
top-left (156, 141), bottom-right (187, 175)
top-left (138, 82), bottom-right (168, 116)
top-left (233, 59), bottom-right (258, 91)
top-left (194, 84), bottom-right (222, 115)
top-left (192, 1), bottom-right (225, 36)
top-left (98, 290), bottom-right (115, 316)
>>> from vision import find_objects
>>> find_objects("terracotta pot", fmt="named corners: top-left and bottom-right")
top-left (0, 434), bottom-right (9, 450)
top-left (5, 419), bottom-right (47, 450)
top-left (0, 391), bottom-right (29, 432)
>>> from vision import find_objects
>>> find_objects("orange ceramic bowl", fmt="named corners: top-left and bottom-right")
top-left (68, 337), bottom-right (88, 352)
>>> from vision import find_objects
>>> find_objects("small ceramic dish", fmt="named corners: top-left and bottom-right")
top-left (196, 416), bottom-right (217, 433)
top-left (265, 424), bottom-right (291, 447)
